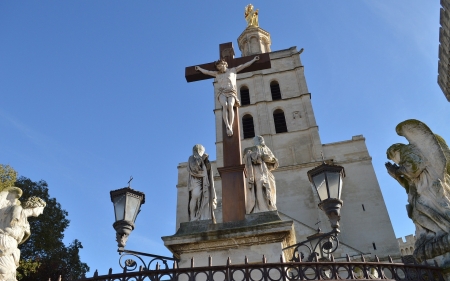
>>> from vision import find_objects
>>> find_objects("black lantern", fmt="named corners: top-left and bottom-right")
top-left (110, 187), bottom-right (145, 249)
top-left (307, 162), bottom-right (345, 230)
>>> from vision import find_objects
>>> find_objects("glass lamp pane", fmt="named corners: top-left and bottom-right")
top-left (313, 173), bottom-right (328, 201)
top-left (338, 177), bottom-right (343, 199)
top-left (326, 172), bottom-right (340, 199)
top-left (112, 194), bottom-right (126, 221)
top-left (125, 195), bottom-right (141, 222)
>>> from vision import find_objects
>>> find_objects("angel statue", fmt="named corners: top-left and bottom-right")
top-left (385, 119), bottom-right (450, 261)
top-left (0, 187), bottom-right (46, 281)
top-left (245, 4), bottom-right (259, 28)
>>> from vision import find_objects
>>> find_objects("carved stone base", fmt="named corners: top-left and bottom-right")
top-left (162, 211), bottom-right (296, 267)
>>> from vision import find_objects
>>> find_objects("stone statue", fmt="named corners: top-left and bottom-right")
top-left (385, 119), bottom-right (450, 261)
top-left (245, 4), bottom-right (259, 28)
top-left (243, 136), bottom-right (279, 214)
top-left (0, 187), bottom-right (46, 281)
top-left (195, 56), bottom-right (259, 137)
top-left (187, 144), bottom-right (217, 223)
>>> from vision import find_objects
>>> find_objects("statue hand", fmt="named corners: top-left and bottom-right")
top-left (254, 56), bottom-right (260, 61)
top-left (202, 153), bottom-right (209, 161)
top-left (195, 66), bottom-right (199, 71)
top-left (385, 162), bottom-right (399, 177)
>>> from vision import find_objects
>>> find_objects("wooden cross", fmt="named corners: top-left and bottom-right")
top-left (185, 42), bottom-right (271, 223)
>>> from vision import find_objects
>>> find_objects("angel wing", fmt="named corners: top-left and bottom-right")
top-left (396, 119), bottom-right (449, 180)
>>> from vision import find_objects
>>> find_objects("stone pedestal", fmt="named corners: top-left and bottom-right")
top-left (162, 211), bottom-right (296, 267)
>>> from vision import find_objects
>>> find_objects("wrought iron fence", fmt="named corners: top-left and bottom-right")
top-left (78, 254), bottom-right (444, 281)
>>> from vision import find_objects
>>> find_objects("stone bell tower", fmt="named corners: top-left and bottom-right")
top-left (237, 26), bottom-right (271, 56)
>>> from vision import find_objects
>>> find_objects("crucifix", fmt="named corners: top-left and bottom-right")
top-left (185, 42), bottom-right (271, 223)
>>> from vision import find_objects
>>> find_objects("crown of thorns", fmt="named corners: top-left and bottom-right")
top-left (215, 59), bottom-right (228, 66)
top-left (23, 196), bottom-right (46, 209)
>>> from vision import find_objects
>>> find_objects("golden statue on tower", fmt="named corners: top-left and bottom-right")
top-left (245, 4), bottom-right (259, 28)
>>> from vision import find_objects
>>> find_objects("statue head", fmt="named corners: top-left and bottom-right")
top-left (193, 144), bottom-right (205, 158)
top-left (387, 143), bottom-right (424, 179)
top-left (253, 135), bottom-right (265, 146)
top-left (23, 196), bottom-right (46, 217)
top-left (387, 143), bottom-right (405, 164)
top-left (245, 4), bottom-right (254, 13)
top-left (215, 59), bottom-right (228, 73)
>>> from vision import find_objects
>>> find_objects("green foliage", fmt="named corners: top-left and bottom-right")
top-left (17, 260), bottom-right (40, 280)
top-left (0, 164), bottom-right (17, 190)
top-left (15, 177), bottom-right (89, 281)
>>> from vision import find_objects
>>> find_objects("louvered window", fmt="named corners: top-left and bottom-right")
top-left (242, 114), bottom-right (255, 139)
top-left (273, 109), bottom-right (287, 133)
top-left (240, 86), bottom-right (250, 106)
top-left (270, 81), bottom-right (282, 100)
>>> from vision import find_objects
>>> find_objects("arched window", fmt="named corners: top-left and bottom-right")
top-left (240, 86), bottom-right (250, 106)
top-left (242, 114), bottom-right (255, 139)
top-left (270, 81), bottom-right (282, 100)
top-left (401, 249), bottom-right (405, 256)
top-left (405, 248), bottom-right (410, 255)
top-left (273, 109), bottom-right (287, 133)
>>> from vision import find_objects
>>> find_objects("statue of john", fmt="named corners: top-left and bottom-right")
top-left (195, 56), bottom-right (259, 137)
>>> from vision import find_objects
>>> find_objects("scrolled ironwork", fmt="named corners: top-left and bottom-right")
top-left (79, 256), bottom-right (445, 281)
top-left (117, 248), bottom-right (178, 271)
top-left (283, 229), bottom-right (340, 262)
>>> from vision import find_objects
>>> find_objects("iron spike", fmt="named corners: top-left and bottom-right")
top-left (374, 255), bottom-right (380, 263)
top-left (330, 254), bottom-right (335, 262)
top-left (280, 255), bottom-right (284, 263)
top-left (360, 254), bottom-right (365, 262)
top-left (108, 268), bottom-right (113, 274)
top-left (263, 255), bottom-right (267, 263)
top-left (94, 270), bottom-right (98, 277)
top-left (346, 254), bottom-right (351, 262)
top-left (156, 262), bottom-right (160, 270)
top-left (388, 255), bottom-right (393, 263)
top-left (191, 257), bottom-right (195, 268)
top-left (227, 257), bottom-right (231, 265)
top-left (245, 256), bottom-right (248, 264)
top-left (209, 255), bottom-right (212, 266)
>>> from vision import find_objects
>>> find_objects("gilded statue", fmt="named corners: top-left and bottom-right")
top-left (385, 119), bottom-right (450, 261)
top-left (0, 187), bottom-right (46, 281)
top-left (245, 4), bottom-right (259, 28)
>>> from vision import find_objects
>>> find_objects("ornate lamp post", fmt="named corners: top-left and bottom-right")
top-left (284, 160), bottom-right (346, 262)
top-left (110, 179), bottom-right (178, 270)
top-left (307, 161), bottom-right (345, 231)
top-left (110, 186), bottom-right (145, 251)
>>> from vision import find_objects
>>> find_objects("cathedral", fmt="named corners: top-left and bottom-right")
top-left (164, 5), bottom-right (400, 267)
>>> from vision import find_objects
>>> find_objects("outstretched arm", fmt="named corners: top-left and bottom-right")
top-left (236, 56), bottom-right (259, 73)
top-left (195, 66), bottom-right (217, 77)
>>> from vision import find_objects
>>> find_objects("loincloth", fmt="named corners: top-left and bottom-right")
top-left (218, 89), bottom-right (241, 107)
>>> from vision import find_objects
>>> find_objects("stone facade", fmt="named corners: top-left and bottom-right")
top-left (438, 0), bottom-right (450, 102)
top-left (397, 235), bottom-right (416, 256)
top-left (174, 26), bottom-right (401, 262)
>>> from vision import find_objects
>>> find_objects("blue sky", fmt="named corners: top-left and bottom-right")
top-left (1, 1), bottom-right (448, 275)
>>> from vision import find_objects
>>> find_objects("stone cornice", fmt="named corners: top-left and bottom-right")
top-left (162, 219), bottom-right (294, 258)
top-left (213, 93), bottom-right (311, 112)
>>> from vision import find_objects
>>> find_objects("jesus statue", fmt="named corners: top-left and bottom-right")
top-left (195, 55), bottom-right (259, 137)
